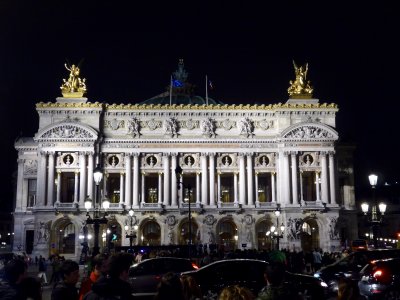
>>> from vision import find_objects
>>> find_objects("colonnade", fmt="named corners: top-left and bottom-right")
top-left (16, 150), bottom-right (337, 211)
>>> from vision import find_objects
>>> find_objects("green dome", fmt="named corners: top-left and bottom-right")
top-left (139, 91), bottom-right (224, 105)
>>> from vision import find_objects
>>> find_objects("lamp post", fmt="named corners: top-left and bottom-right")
top-left (175, 165), bottom-right (192, 260)
top-left (84, 164), bottom-right (109, 257)
top-left (361, 174), bottom-right (387, 249)
top-left (124, 208), bottom-right (138, 252)
top-left (270, 205), bottom-right (285, 250)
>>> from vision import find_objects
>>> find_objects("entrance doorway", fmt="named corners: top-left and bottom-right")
top-left (25, 230), bottom-right (34, 254)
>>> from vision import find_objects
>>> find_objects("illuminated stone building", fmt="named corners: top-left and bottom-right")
top-left (12, 60), bottom-right (357, 260)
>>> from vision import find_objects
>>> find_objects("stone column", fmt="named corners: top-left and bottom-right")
top-left (79, 152), bottom-right (87, 207)
top-left (255, 172), bottom-right (259, 207)
top-left (300, 171), bottom-right (304, 203)
top-left (217, 171), bottom-right (221, 206)
top-left (246, 153), bottom-right (254, 206)
top-left (329, 152), bottom-right (337, 205)
top-left (15, 159), bottom-right (24, 211)
top-left (234, 172), bottom-right (238, 205)
top-left (119, 172), bottom-right (125, 206)
top-left (141, 172), bottom-right (146, 206)
top-left (158, 172), bottom-right (163, 205)
top-left (196, 172), bottom-right (201, 205)
top-left (271, 172), bottom-right (276, 203)
top-left (283, 152), bottom-right (290, 205)
top-left (36, 151), bottom-right (47, 207)
top-left (133, 153), bottom-right (140, 208)
top-left (201, 153), bottom-right (208, 206)
top-left (171, 154), bottom-right (178, 207)
top-left (125, 154), bottom-right (132, 207)
top-left (320, 152), bottom-right (329, 203)
top-left (239, 154), bottom-right (246, 206)
top-left (316, 171), bottom-right (321, 203)
top-left (291, 152), bottom-right (298, 205)
top-left (56, 171), bottom-right (61, 205)
top-left (74, 171), bottom-right (79, 205)
top-left (163, 154), bottom-right (170, 207)
top-left (47, 152), bottom-right (55, 207)
top-left (87, 153), bottom-right (94, 199)
top-left (209, 153), bottom-right (215, 206)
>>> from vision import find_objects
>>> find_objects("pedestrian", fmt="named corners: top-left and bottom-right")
top-left (256, 251), bottom-right (303, 300)
top-left (181, 275), bottom-right (202, 300)
top-left (0, 258), bottom-right (28, 299)
top-left (154, 272), bottom-right (185, 300)
top-left (35, 256), bottom-right (39, 266)
top-left (219, 285), bottom-right (254, 300)
top-left (83, 252), bottom-right (134, 300)
top-left (38, 256), bottom-right (48, 284)
top-left (78, 254), bottom-right (109, 300)
top-left (312, 248), bottom-right (322, 272)
top-left (51, 260), bottom-right (80, 300)
top-left (19, 276), bottom-right (43, 300)
top-left (50, 255), bottom-right (61, 285)
top-left (337, 277), bottom-right (360, 300)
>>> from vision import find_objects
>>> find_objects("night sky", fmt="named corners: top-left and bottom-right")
top-left (1, 1), bottom-right (399, 210)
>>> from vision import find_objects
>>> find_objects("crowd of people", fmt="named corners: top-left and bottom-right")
top-left (0, 246), bottom-right (357, 300)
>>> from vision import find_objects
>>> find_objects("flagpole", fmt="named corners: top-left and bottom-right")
top-left (170, 75), bottom-right (172, 105)
top-left (205, 75), bottom-right (209, 105)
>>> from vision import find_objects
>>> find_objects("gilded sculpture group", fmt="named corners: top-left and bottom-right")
top-left (287, 60), bottom-right (314, 98)
top-left (60, 60), bottom-right (314, 99)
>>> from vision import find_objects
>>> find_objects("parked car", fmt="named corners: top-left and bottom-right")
top-left (128, 257), bottom-right (198, 299)
top-left (358, 258), bottom-right (400, 300)
top-left (181, 259), bottom-right (328, 299)
top-left (314, 249), bottom-right (400, 295)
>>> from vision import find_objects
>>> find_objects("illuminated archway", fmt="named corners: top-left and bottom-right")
top-left (140, 220), bottom-right (161, 246)
top-left (217, 218), bottom-right (237, 252)
top-left (178, 218), bottom-right (198, 245)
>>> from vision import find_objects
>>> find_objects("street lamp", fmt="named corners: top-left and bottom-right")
top-left (124, 208), bottom-right (138, 252)
top-left (175, 165), bottom-right (193, 259)
top-left (84, 164), bottom-right (109, 257)
top-left (361, 174), bottom-right (387, 249)
top-left (270, 205), bottom-right (285, 250)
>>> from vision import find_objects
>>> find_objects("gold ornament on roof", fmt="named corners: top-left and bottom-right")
top-left (288, 60), bottom-right (313, 98)
top-left (60, 63), bottom-right (87, 98)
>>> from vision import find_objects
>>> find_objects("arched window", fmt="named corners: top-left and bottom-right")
top-left (179, 220), bottom-right (198, 245)
top-left (217, 220), bottom-right (237, 251)
top-left (141, 221), bottom-right (161, 246)
top-left (58, 222), bottom-right (75, 254)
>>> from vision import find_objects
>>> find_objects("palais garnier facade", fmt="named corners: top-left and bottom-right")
top-left (13, 59), bottom-right (357, 260)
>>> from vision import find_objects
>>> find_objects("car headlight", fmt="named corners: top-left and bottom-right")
top-left (313, 273), bottom-right (320, 278)
top-left (320, 281), bottom-right (328, 288)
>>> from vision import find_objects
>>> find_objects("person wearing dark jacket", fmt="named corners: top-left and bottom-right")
top-left (84, 252), bottom-right (134, 300)
top-left (0, 258), bottom-right (28, 300)
top-left (51, 259), bottom-right (80, 300)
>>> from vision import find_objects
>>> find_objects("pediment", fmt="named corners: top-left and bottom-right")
top-left (35, 120), bottom-right (98, 141)
top-left (281, 122), bottom-right (338, 141)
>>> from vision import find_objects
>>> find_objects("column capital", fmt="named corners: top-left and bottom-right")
top-left (246, 152), bottom-right (254, 157)
top-left (290, 151), bottom-right (298, 156)
top-left (162, 152), bottom-right (171, 157)
top-left (328, 151), bottom-right (335, 157)
top-left (17, 158), bottom-right (25, 164)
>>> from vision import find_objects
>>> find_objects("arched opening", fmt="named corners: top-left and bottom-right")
top-left (217, 219), bottom-right (237, 252)
top-left (178, 219), bottom-right (198, 245)
top-left (57, 222), bottom-right (76, 254)
top-left (140, 220), bottom-right (161, 246)
top-left (300, 218), bottom-right (320, 252)
top-left (256, 219), bottom-right (273, 250)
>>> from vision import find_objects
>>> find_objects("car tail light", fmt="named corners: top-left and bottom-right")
top-left (191, 262), bottom-right (199, 270)
top-left (373, 270), bottom-right (383, 278)
top-left (154, 275), bottom-right (161, 280)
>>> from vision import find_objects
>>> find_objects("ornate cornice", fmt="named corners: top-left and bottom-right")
top-left (36, 102), bottom-right (103, 108)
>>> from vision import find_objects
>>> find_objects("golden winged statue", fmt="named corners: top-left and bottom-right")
top-left (288, 60), bottom-right (313, 98)
top-left (60, 63), bottom-right (87, 98)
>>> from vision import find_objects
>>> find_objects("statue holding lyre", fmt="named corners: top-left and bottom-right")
top-left (288, 60), bottom-right (313, 98)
